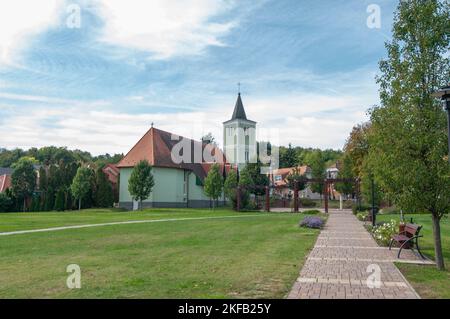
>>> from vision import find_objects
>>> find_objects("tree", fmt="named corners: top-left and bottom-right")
top-left (54, 189), bottom-right (65, 211)
top-left (305, 150), bottom-right (326, 201)
top-left (279, 143), bottom-right (297, 168)
top-left (71, 167), bottom-right (93, 210)
top-left (128, 160), bottom-right (154, 210)
top-left (369, 0), bottom-right (449, 270)
top-left (224, 169), bottom-right (239, 209)
top-left (343, 122), bottom-right (372, 178)
top-left (335, 153), bottom-right (356, 199)
top-left (201, 132), bottom-right (216, 145)
top-left (95, 168), bottom-right (114, 208)
top-left (0, 193), bottom-right (13, 212)
top-left (203, 164), bottom-right (223, 209)
top-left (11, 157), bottom-right (37, 211)
top-left (245, 162), bottom-right (270, 196)
top-left (286, 167), bottom-right (307, 191)
top-left (238, 166), bottom-right (255, 209)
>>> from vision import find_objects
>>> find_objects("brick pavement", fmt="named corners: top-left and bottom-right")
top-left (288, 209), bottom-right (425, 299)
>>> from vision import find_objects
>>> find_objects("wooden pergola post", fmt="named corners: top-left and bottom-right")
top-left (293, 181), bottom-right (299, 213)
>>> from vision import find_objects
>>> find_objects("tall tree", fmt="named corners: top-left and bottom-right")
top-left (279, 143), bottom-right (297, 168)
top-left (70, 167), bottom-right (93, 210)
top-left (224, 169), bottom-right (239, 209)
top-left (203, 164), bottom-right (224, 209)
top-left (238, 166), bottom-right (255, 209)
top-left (95, 168), bottom-right (114, 208)
top-left (11, 157), bottom-right (37, 212)
top-left (305, 150), bottom-right (326, 200)
top-left (369, 0), bottom-right (449, 270)
top-left (343, 122), bottom-right (372, 178)
top-left (128, 160), bottom-right (154, 210)
top-left (335, 153), bottom-right (356, 199)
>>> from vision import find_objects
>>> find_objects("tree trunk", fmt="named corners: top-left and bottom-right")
top-left (431, 213), bottom-right (445, 270)
top-left (140, 199), bottom-right (143, 211)
top-left (78, 198), bottom-right (81, 211)
top-left (23, 197), bottom-right (26, 212)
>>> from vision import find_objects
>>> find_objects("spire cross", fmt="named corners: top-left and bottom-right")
top-left (238, 82), bottom-right (241, 94)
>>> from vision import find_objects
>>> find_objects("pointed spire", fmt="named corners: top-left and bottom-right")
top-left (231, 93), bottom-right (247, 120)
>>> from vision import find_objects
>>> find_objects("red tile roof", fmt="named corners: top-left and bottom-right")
top-left (117, 127), bottom-right (229, 181)
top-left (270, 165), bottom-right (310, 187)
top-left (102, 164), bottom-right (119, 184)
top-left (0, 174), bottom-right (11, 193)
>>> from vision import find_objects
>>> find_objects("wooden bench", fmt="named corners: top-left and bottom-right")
top-left (389, 223), bottom-right (425, 259)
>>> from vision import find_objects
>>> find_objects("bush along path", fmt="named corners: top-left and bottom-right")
top-left (288, 209), bottom-right (424, 299)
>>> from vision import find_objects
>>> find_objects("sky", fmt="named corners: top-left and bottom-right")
top-left (0, 0), bottom-right (397, 155)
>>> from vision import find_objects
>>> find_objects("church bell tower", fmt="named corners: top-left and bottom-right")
top-left (223, 92), bottom-right (257, 169)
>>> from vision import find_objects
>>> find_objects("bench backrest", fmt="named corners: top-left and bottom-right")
top-left (405, 223), bottom-right (421, 237)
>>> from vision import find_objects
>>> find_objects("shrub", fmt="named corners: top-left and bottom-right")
top-left (352, 204), bottom-right (371, 215)
top-left (300, 198), bottom-right (316, 208)
top-left (299, 216), bottom-right (324, 229)
top-left (356, 212), bottom-right (368, 221)
top-left (0, 193), bottom-right (13, 212)
top-left (303, 209), bottom-right (321, 215)
top-left (371, 219), bottom-right (399, 246)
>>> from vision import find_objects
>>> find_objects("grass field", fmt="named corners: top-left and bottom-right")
top-left (0, 209), bottom-right (320, 298)
top-left (376, 213), bottom-right (450, 299)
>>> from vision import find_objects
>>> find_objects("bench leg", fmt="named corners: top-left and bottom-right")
top-left (389, 239), bottom-right (395, 251)
top-left (415, 238), bottom-right (426, 260)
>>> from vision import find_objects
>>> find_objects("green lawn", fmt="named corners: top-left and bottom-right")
top-left (0, 209), bottom-right (319, 298)
top-left (377, 213), bottom-right (450, 299)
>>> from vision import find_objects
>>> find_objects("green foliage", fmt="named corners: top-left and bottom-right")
top-left (224, 169), bottom-right (238, 209)
top-left (370, 220), bottom-right (399, 246)
top-left (335, 153), bottom-right (355, 196)
top-left (71, 167), bottom-right (93, 210)
top-left (286, 167), bottom-right (307, 191)
top-left (128, 160), bottom-right (154, 209)
top-left (54, 189), bottom-right (66, 211)
top-left (300, 198), bottom-right (317, 208)
top-left (368, 0), bottom-right (449, 269)
top-left (304, 150), bottom-right (326, 196)
top-left (356, 212), bottom-right (368, 221)
top-left (302, 209), bottom-right (321, 215)
top-left (0, 193), bottom-right (13, 212)
top-left (279, 143), bottom-right (297, 168)
top-left (0, 146), bottom-right (123, 168)
top-left (238, 166), bottom-right (255, 209)
top-left (11, 157), bottom-right (37, 211)
top-left (245, 162), bottom-right (269, 195)
top-left (203, 164), bottom-right (223, 207)
top-left (95, 168), bottom-right (114, 208)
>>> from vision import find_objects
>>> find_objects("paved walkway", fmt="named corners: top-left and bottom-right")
top-left (288, 210), bottom-right (427, 299)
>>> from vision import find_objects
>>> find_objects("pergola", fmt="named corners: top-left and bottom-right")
top-left (236, 178), bottom-right (361, 213)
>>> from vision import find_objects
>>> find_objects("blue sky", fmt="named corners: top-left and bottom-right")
top-left (0, 0), bottom-right (397, 155)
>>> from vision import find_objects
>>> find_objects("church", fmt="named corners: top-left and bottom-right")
top-left (117, 93), bottom-right (257, 210)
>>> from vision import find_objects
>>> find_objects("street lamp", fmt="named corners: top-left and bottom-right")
top-left (432, 85), bottom-right (450, 163)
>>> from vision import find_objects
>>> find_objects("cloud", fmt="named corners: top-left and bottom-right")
top-left (95, 0), bottom-right (237, 59)
top-left (0, 90), bottom-right (370, 155)
top-left (0, 0), bottom-right (64, 65)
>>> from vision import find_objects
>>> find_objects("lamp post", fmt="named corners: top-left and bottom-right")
top-left (432, 85), bottom-right (450, 163)
top-left (371, 174), bottom-right (377, 227)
